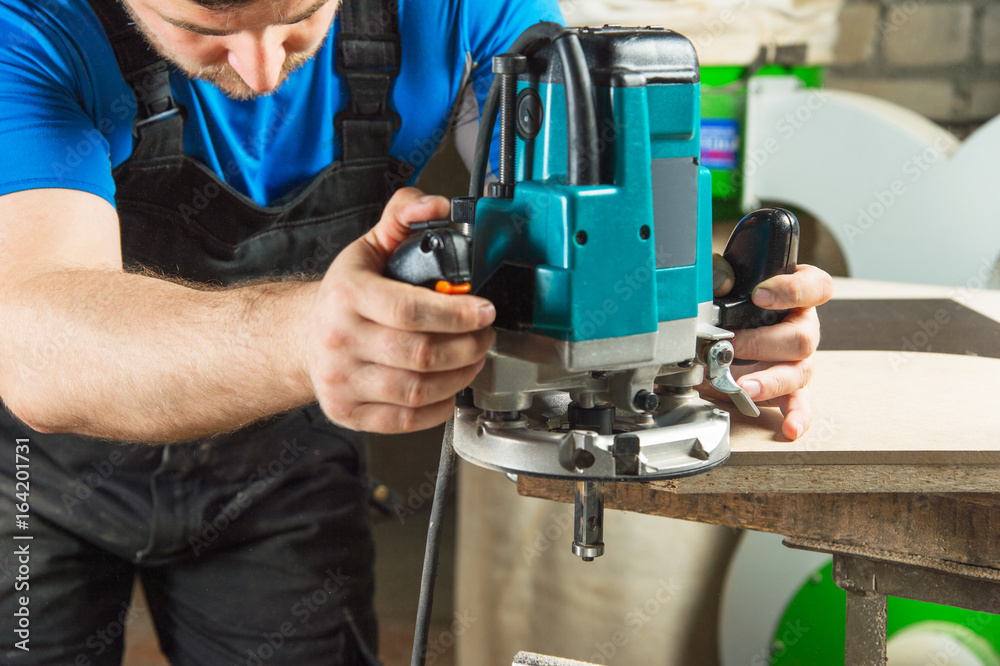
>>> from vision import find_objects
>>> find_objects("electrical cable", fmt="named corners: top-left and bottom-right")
top-left (409, 418), bottom-right (457, 666)
top-left (553, 33), bottom-right (599, 186)
top-left (468, 21), bottom-right (566, 197)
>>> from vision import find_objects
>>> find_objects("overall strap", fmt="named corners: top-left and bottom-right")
top-left (335, 0), bottom-right (403, 161)
top-left (87, 0), bottom-right (183, 153)
top-left (88, 0), bottom-right (402, 161)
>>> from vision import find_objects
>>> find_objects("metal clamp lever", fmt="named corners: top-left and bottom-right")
top-left (704, 340), bottom-right (760, 418)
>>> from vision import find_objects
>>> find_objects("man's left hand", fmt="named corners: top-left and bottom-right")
top-left (709, 256), bottom-right (834, 441)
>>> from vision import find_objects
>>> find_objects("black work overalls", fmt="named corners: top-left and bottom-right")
top-left (0, 0), bottom-right (411, 663)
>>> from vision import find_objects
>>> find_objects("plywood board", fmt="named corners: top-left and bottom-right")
top-left (512, 350), bottom-right (1000, 494)
top-left (722, 350), bottom-right (1000, 465)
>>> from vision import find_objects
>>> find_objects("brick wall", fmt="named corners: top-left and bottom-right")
top-left (829, 0), bottom-right (1000, 135)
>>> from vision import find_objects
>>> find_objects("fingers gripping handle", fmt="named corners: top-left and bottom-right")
top-left (384, 221), bottom-right (473, 294)
top-left (715, 208), bottom-right (800, 329)
top-left (708, 208), bottom-right (799, 417)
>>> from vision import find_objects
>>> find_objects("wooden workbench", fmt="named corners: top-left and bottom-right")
top-left (517, 279), bottom-right (1000, 664)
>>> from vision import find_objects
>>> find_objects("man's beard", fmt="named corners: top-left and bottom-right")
top-left (188, 47), bottom-right (320, 101)
top-left (122, 3), bottom-right (326, 101)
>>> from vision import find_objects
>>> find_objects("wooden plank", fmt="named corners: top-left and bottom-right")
top-left (649, 464), bottom-right (1000, 494)
top-left (516, 478), bottom-right (1000, 568)
top-left (721, 350), bottom-right (1000, 466)
top-left (787, 537), bottom-right (1000, 584)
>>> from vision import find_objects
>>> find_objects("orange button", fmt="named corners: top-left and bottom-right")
top-left (435, 281), bottom-right (472, 295)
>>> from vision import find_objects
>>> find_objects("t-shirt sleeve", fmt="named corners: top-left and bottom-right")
top-left (460, 0), bottom-right (565, 179)
top-left (0, 5), bottom-right (117, 205)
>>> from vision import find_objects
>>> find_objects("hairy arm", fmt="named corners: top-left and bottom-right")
top-left (0, 187), bottom-right (494, 443)
top-left (0, 188), bottom-right (316, 442)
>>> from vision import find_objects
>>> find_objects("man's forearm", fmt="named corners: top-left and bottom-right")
top-left (0, 269), bottom-right (317, 443)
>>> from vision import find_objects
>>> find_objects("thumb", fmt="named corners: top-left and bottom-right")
top-left (364, 187), bottom-right (451, 262)
top-left (713, 253), bottom-right (735, 297)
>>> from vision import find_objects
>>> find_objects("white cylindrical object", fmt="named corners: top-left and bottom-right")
top-left (888, 621), bottom-right (1000, 666)
top-left (558, 0), bottom-right (843, 65)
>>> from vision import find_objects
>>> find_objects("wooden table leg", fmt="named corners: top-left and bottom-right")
top-left (843, 587), bottom-right (887, 666)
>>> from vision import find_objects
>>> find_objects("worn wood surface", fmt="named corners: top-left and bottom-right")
top-left (787, 537), bottom-right (1000, 585)
top-left (515, 480), bottom-right (1000, 568)
top-left (642, 464), bottom-right (1000, 494)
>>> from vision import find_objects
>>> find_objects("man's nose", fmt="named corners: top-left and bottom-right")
top-left (226, 30), bottom-right (286, 94)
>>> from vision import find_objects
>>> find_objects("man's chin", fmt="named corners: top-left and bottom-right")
top-left (195, 53), bottom-right (314, 101)
top-left (207, 77), bottom-right (280, 102)
top-left (189, 67), bottom-right (283, 101)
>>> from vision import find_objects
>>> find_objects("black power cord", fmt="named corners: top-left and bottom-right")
top-left (468, 22), bottom-right (599, 197)
top-left (408, 419), bottom-right (456, 666)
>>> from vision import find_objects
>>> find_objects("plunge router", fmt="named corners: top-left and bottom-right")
top-left (387, 22), bottom-right (799, 563)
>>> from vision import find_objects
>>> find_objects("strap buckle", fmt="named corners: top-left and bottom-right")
top-left (126, 61), bottom-right (180, 121)
top-left (132, 107), bottom-right (184, 138)
top-left (337, 35), bottom-right (401, 72)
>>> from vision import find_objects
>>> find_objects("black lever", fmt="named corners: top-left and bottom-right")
top-left (715, 208), bottom-right (800, 329)
top-left (384, 220), bottom-right (473, 294)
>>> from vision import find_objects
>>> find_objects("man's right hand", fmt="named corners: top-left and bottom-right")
top-left (0, 187), bottom-right (492, 441)
top-left (303, 187), bottom-right (496, 433)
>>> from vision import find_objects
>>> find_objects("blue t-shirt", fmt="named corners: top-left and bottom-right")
top-left (0, 0), bottom-right (563, 206)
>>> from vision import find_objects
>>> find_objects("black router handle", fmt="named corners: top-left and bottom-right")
top-left (384, 222), bottom-right (473, 293)
top-left (715, 208), bottom-right (800, 329)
